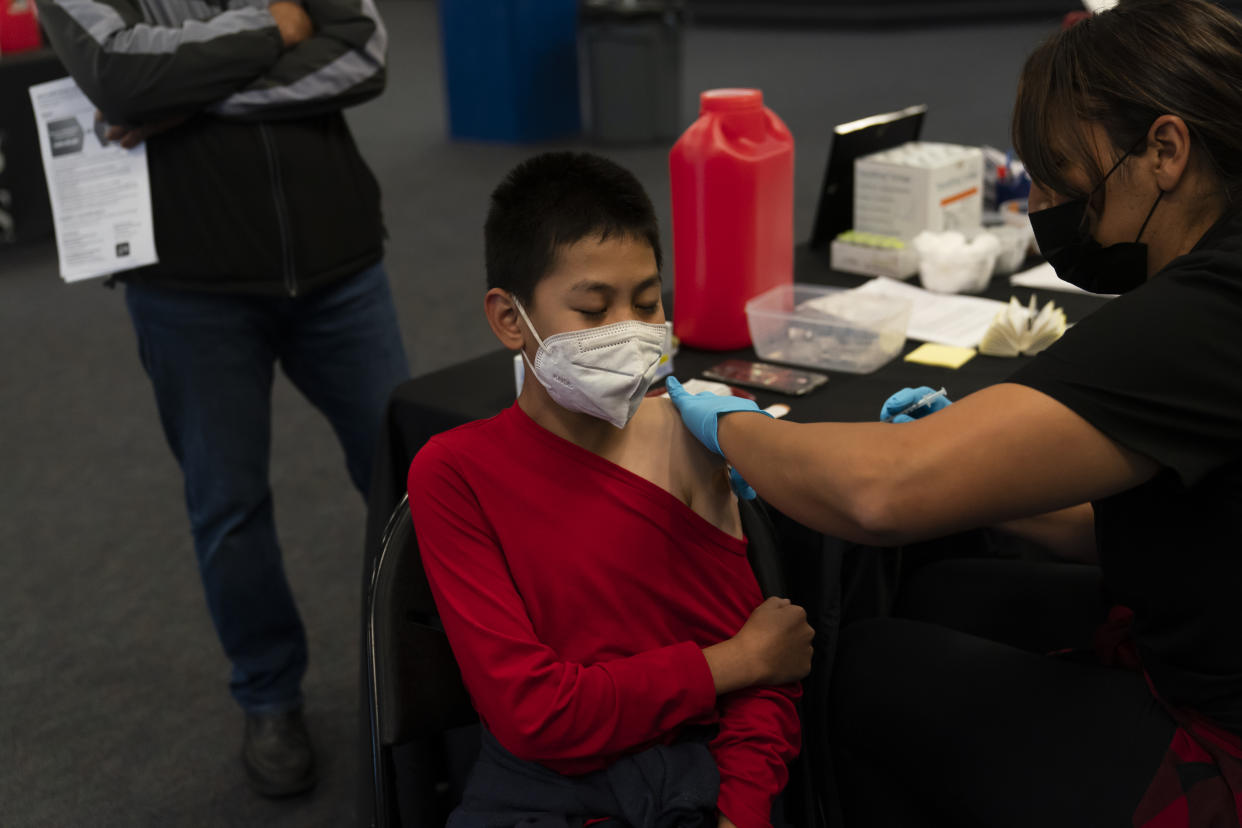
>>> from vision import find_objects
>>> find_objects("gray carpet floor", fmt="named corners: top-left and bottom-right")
top-left (1, 3), bottom-right (1059, 826)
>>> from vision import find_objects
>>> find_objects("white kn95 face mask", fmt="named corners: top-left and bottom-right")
top-left (512, 296), bottom-right (667, 429)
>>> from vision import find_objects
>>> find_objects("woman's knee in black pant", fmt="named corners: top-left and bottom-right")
top-left (893, 558), bottom-right (1106, 653)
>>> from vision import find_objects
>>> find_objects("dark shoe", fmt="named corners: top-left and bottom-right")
top-left (242, 708), bottom-right (317, 797)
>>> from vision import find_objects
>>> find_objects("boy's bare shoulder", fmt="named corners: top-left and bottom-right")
top-left (625, 395), bottom-right (741, 536)
top-left (640, 391), bottom-right (713, 441)
top-left (648, 395), bottom-right (735, 494)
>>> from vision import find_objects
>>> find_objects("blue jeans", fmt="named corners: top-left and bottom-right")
top-left (125, 262), bottom-right (409, 713)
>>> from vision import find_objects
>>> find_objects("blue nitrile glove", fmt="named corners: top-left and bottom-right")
top-left (665, 376), bottom-right (771, 500)
top-left (880, 386), bottom-right (952, 424)
top-left (666, 376), bottom-right (771, 455)
top-left (728, 468), bottom-right (757, 501)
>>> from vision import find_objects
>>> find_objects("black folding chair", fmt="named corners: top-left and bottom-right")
top-left (366, 492), bottom-right (477, 828)
top-left (740, 498), bottom-right (835, 828)
top-left (365, 493), bottom-right (834, 827)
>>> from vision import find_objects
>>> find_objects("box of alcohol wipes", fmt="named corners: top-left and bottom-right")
top-left (854, 142), bottom-right (983, 240)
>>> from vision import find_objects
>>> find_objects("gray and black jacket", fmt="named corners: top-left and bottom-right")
top-left (35, 0), bottom-right (388, 295)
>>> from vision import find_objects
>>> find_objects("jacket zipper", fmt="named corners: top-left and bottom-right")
top-left (258, 124), bottom-right (298, 297)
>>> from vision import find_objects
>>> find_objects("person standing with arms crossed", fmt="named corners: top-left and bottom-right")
top-left (36, 0), bottom-right (409, 797)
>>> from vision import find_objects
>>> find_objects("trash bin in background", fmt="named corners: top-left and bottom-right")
top-left (438, 0), bottom-right (581, 142)
top-left (580, 0), bottom-right (683, 144)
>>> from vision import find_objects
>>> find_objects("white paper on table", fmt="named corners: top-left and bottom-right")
top-left (29, 76), bottom-right (159, 282)
top-left (1008, 262), bottom-right (1111, 296)
top-left (852, 277), bottom-right (1007, 348)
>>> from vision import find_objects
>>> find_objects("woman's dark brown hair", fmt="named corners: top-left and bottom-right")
top-left (1013, 0), bottom-right (1242, 201)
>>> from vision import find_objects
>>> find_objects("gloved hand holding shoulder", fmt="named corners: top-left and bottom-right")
top-left (666, 376), bottom-right (772, 456)
top-left (879, 386), bottom-right (952, 424)
top-left (666, 376), bottom-right (772, 501)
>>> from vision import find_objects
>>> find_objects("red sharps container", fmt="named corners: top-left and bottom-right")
top-left (670, 88), bottom-right (794, 350)
top-left (1, 0), bottom-right (43, 54)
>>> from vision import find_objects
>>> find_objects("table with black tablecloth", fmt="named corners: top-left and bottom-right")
top-left (357, 246), bottom-right (1109, 825)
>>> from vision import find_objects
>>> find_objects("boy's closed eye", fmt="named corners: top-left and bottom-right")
top-left (574, 301), bottom-right (661, 319)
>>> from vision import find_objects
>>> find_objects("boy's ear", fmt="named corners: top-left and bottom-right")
top-left (485, 288), bottom-right (526, 351)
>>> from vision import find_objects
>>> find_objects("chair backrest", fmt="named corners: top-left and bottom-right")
top-left (368, 493), bottom-right (477, 750)
top-left (739, 497), bottom-right (831, 828)
top-left (366, 492), bottom-right (480, 827)
top-left (738, 496), bottom-right (787, 599)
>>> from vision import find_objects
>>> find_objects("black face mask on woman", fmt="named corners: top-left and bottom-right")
top-left (1028, 144), bottom-right (1163, 295)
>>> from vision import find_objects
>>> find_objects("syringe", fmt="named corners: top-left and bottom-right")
top-left (882, 386), bottom-right (948, 422)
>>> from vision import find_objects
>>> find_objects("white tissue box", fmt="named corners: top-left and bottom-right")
top-left (854, 142), bottom-right (984, 240)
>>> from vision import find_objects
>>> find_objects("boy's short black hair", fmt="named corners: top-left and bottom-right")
top-left (485, 152), bottom-right (662, 307)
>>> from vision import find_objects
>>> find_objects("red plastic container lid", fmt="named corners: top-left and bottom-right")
top-left (699, 89), bottom-right (763, 115)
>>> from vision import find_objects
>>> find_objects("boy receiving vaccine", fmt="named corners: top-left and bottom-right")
top-left (407, 153), bottom-right (812, 828)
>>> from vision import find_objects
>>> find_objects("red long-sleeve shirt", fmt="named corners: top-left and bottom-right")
top-left (407, 403), bottom-right (801, 828)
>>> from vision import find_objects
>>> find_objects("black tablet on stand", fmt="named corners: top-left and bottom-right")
top-left (808, 104), bottom-right (927, 251)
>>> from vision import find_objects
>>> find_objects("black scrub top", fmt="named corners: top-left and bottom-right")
top-left (1011, 209), bottom-right (1242, 735)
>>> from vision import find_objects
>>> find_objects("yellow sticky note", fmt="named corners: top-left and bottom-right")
top-left (904, 343), bottom-right (977, 369)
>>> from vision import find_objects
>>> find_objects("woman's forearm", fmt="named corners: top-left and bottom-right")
top-left (716, 412), bottom-right (903, 543)
top-left (715, 384), bottom-right (1155, 545)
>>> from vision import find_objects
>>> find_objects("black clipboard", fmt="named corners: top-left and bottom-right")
top-left (808, 104), bottom-right (927, 250)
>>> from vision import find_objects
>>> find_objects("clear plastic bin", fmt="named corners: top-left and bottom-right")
top-left (745, 283), bottom-right (911, 374)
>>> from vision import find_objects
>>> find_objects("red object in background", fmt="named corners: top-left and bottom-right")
top-left (1062, 10), bottom-right (1092, 29)
top-left (670, 89), bottom-right (794, 350)
top-left (1, 0), bottom-right (43, 54)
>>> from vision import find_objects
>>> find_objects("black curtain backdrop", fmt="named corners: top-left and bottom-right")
top-left (0, 48), bottom-right (63, 247)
